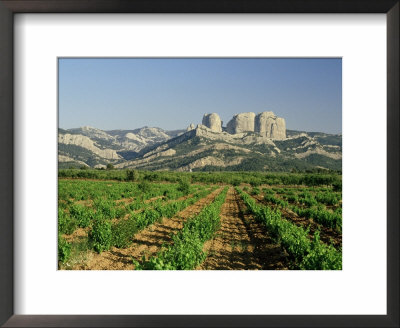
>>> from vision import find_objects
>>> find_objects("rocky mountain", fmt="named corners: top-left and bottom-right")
top-left (58, 111), bottom-right (342, 172)
top-left (202, 113), bottom-right (223, 132)
top-left (58, 126), bottom-right (184, 168)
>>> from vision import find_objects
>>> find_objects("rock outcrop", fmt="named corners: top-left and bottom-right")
top-left (196, 111), bottom-right (286, 140)
top-left (193, 124), bottom-right (276, 146)
top-left (186, 123), bottom-right (195, 131)
top-left (58, 133), bottom-right (121, 159)
top-left (176, 156), bottom-right (244, 172)
top-left (226, 112), bottom-right (256, 134)
top-left (202, 113), bottom-right (222, 132)
top-left (255, 111), bottom-right (286, 140)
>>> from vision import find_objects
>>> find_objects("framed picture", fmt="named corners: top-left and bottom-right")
top-left (0, 0), bottom-right (398, 327)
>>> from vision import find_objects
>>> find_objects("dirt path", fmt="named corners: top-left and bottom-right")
top-left (72, 187), bottom-right (223, 270)
top-left (198, 187), bottom-right (288, 270)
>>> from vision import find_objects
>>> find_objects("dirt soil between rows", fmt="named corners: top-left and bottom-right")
top-left (198, 187), bottom-right (289, 270)
top-left (71, 187), bottom-right (223, 270)
top-left (63, 190), bottom-right (204, 243)
top-left (252, 194), bottom-right (342, 248)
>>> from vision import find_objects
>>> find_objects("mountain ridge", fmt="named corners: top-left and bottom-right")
top-left (58, 124), bottom-right (341, 172)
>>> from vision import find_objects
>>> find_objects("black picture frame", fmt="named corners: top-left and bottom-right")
top-left (0, 1), bottom-right (398, 327)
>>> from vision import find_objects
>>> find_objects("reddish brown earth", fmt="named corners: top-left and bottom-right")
top-left (198, 187), bottom-right (289, 270)
top-left (69, 187), bottom-right (223, 270)
top-left (63, 227), bottom-right (89, 243)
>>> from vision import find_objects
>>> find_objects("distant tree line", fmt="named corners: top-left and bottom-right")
top-left (58, 168), bottom-right (341, 188)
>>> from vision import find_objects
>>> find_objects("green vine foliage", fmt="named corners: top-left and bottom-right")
top-left (111, 217), bottom-right (138, 249)
top-left (237, 187), bottom-right (341, 270)
top-left (58, 234), bottom-right (71, 263)
top-left (58, 208), bottom-right (77, 235)
top-left (135, 187), bottom-right (228, 270)
top-left (89, 215), bottom-right (112, 253)
top-left (68, 203), bottom-right (94, 228)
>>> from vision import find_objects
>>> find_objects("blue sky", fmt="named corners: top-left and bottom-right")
top-left (59, 58), bottom-right (342, 134)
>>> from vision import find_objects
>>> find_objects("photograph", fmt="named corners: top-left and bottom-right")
top-left (57, 58), bottom-right (342, 270)
top-left (1, 0), bottom-right (396, 325)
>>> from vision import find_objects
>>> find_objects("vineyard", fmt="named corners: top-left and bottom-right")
top-left (58, 170), bottom-right (342, 270)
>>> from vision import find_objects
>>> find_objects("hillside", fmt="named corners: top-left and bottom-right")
top-left (58, 126), bottom-right (185, 168)
top-left (59, 124), bottom-right (341, 172)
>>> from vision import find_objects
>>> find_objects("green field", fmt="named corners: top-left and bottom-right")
top-left (58, 169), bottom-right (342, 270)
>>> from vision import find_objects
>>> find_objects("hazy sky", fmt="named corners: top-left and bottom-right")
top-left (59, 58), bottom-right (342, 134)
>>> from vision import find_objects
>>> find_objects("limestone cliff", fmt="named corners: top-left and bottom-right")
top-left (255, 111), bottom-right (286, 140)
top-left (58, 133), bottom-right (121, 159)
top-left (202, 113), bottom-right (222, 132)
top-left (226, 112), bottom-right (256, 134)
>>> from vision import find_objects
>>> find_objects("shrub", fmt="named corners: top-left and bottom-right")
top-left (138, 181), bottom-right (151, 193)
top-left (177, 179), bottom-right (191, 196)
top-left (263, 188), bottom-right (275, 195)
top-left (286, 194), bottom-right (299, 203)
top-left (332, 181), bottom-right (342, 192)
top-left (89, 215), bottom-right (112, 253)
top-left (58, 234), bottom-right (71, 263)
top-left (300, 231), bottom-right (342, 270)
top-left (111, 218), bottom-right (137, 248)
top-left (69, 204), bottom-right (94, 228)
top-left (291, 205), bottom-right (342, 231)
top-left (138, 234), bottom-right (206, 270)
top-left (58, 208), bottom-right (77, 235)
top-left (154, 201), bottom-right (179, 218)
top-left (231, 178), bottom-right (241, 186)
top-left (250, 180), bottom-right (262, 187)
top-left (93, 199), bottom-right (117, 219)
top-left (135, 208), bottom-right (161, 229)
top-left (236, 187), bottom-right (342, 270)
top-left (315, 192), bottom-right (339, 206)
top-left (115, 206), bottom-right (126, 219)
top-left (135, 187), bottom-right (228, 270)
top-left (126, 169), bottom-right (139, 182)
